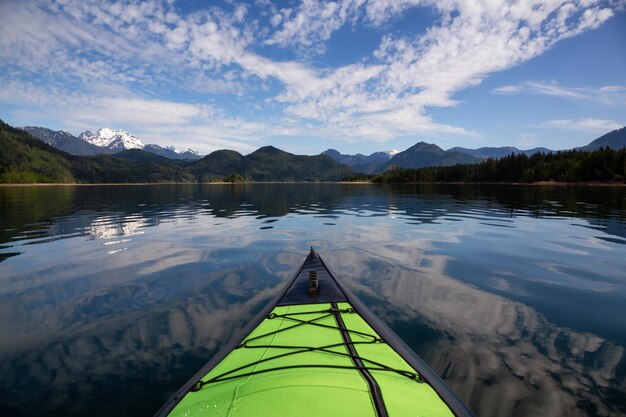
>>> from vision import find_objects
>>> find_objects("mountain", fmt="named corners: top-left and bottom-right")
top-left (21, 126), bottom-right (112, 156)
top-left (188, 146), bottom-right (352, 181)
top-left (376, 142), bottom-right (480, 172)
top-left (1, 120), bottom-right (195, 183)
top-left (2, 120), bottom-right (352, 183)
top-left (186, 150), bottom-right (247, 179)
top-left (114, 149), bottom-right (181, 164)
top-left (448, 146), bottom-right (554, 159)
top-left (178, 149), bottom-right (201, 159)
top-left (246, 146), bottom-right (352, 181)
top-left (4, 118), bottom-right (625, 184)
top-left (143, 144), bottom-right (202, 160)
top-left (23, 126), bottom-right (202, 159)
top-left (78, 128), bottom-right (202, 159)
top-left (79, 128), bottom-right (144, 151)
top-left (322, 149), bottom-right (399, 174)
top-left (377, 150), bottom-right (400, 158)
top-left (322, 149), bottom-right (398, 166)
top-left (3, 122), bottom-right (77, 183)
top-left (579, 127), bottom-right (626, 151)
top-left (326, 144), bottom-right (551, 172)
top-left (448, 146), bottom-right (518, 159)
top-left (373, 146), bottom-right (626, 183)
top-left (522, 147), bottom-right (553, 155)
top-left (326, 143), bottom-right (487, 173)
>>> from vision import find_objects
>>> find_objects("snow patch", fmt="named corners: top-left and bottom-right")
top-left (80, 128), bottom-right (144, 150)
top-left (79, 127), bottom-right (201, 156)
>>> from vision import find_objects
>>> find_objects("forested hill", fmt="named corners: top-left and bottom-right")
top-left (3, 119), bottom-right (624, 184)
top-left (0, 120), bottom-right (195, 183)
top-left (188, 146), bottom-right (351, 182)
top-left (368, 148), bottom-right (626, 184)
top-left (0, 120), bottom-right (351, 183)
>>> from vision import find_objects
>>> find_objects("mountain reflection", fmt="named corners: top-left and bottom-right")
top-left (0, 184), bottom-right (625, 417)
top-left (2, 185), bottom-right (625, 251)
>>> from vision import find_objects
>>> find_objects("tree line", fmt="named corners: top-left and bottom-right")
top-left (343, 148), bottom-right (626, 184)
top-left (3, 118), bottom-right (625, 184)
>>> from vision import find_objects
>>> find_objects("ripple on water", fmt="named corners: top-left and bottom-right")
top-left (0, 184), bottom-right (625, 417)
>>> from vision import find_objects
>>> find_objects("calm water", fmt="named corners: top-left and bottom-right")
top-left (1, 184), bottom-right (625, 417)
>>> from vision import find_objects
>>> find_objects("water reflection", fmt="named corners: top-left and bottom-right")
top-left (2, 185), bottom-right (626, 246)
top-left (0, 184), bottom-right (625, 417)
top-left (327, 248), bottom-right (626, 417)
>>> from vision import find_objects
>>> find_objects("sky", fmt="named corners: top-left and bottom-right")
top-left (0, 0), bottom-right (625, 155)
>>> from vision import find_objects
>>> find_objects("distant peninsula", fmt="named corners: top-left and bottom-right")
top-left (1, 119), bottom-right (625, 185)
top-left (355, 148), bottom-right (626, 185)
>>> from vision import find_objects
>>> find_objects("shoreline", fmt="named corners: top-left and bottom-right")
top-left (1, 181), bottom-right (625, 187)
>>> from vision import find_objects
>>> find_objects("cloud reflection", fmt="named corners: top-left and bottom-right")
top-left (1, 184), bottom-right (625, 417)
top-left (326, 246), bottom-right (626, 417)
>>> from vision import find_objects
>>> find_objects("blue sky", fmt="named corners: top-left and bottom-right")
top-left (0, 0), bottom-right (624, 155)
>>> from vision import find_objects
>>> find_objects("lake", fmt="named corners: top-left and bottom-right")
top-left (0, 183), bottom-right (625, 417)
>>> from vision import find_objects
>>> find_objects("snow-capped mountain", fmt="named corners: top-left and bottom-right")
top-left (385, 150), bottom-right (400, 157)
top-left (79, 128), bottom-right (144, 151)
top-left (75, 128), bottom-right (202, 159)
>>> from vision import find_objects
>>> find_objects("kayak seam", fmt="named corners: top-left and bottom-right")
top-left (332, 301), bottom-right (389, 417)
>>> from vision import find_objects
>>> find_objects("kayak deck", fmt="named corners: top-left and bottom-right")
top-left (157, 250), bottom-right (473, 417)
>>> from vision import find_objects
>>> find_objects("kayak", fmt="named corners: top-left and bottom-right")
top-left (155, 248), bottom-right (475, 417)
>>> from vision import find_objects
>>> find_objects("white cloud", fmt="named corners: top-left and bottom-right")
top-left (494, 81), bottom-right (626, 104)
top-left (541, 118), bottom-right (624, 131)
top-left (0, 79), bottom-right (211, 127)
top-left (137, 124), bottom-right (263, 154)
top-left (0, 79), bottom-right (263, 153)
top-left (518, 133), bottom-right (538, 148)
top-left (265, 1), bottom-right (354, 53)
top-left (363, 0), bottom-right (424, 26)
top-left (0, 1), bottom-right (162, 65)
top-left (372, 1), bottom-right (615, 99)
top-left (493, 85), bottom-right (523, 94)
top-left (0, 0), bottom-right (622, 147)
top-left (259, 0), bottom-right (618, 141)
top-left (265, 0), bottom-right (426, 52)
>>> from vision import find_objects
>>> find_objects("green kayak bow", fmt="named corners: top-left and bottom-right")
top-left (155, 249), bottom-right (475, 417)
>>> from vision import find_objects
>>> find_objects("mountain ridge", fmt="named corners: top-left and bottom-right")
top-left (324, 142), bottom-right (481, 173)
top-left (22, 126), bottom-right (113, 156)
top-left (188, 145), bottom-right (351, 181)
top-left (446, 146), bottom-right (554, 159)
top-left (22, 126), bottom-right (202, 160)
top-left (323, 126), bottom-right (625, 173)
top-left (381, 142), bottom-right (481, 172)
top-left (578, 127), bottom-right (626, 151)
top-left (321, 148), bottom-right (399, 174)
top-left (15, 121), bottom-right (626, 177)
top-left (1, 120), bottom-right (351, 183)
